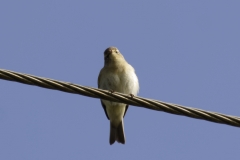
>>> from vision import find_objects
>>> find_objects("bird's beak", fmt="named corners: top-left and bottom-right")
top-left (104, 53), bottom-right (110, 58)
top-left (104, 49), bottom-right (113, 58)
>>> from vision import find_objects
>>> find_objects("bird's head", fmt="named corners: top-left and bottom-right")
top-left (103, 47), bottom-right (125, 65)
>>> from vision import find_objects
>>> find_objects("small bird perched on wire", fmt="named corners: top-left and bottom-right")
top-left (98, 47), bottom-right (139, 145)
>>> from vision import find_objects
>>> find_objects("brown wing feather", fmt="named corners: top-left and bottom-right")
top-left (124, 105), bottom-right (128, 117)
top-left (101, 100), bottom-right (109, 119)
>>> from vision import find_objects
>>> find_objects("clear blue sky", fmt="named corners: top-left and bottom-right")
top-left (1, 1), bottom-right (240, 159)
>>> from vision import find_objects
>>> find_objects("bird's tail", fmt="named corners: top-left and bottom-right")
top-left (109, 121), bottom-right (125, 145)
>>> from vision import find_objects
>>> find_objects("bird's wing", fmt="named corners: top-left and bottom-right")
top-left (100, 100), bottom-right (109, 119)
top-left (98, 69), bottom-right (110, 119)
top-left (124, 105), bottom-right (129, 117)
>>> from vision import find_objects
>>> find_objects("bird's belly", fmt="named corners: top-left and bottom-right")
top-left (103, 100), bottom-right (126, 126)
top-left (100, 71), bottom-right (137, 95)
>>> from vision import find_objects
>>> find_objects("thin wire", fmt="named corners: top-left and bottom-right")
top-left (0, 69), bottom-right (240, 127)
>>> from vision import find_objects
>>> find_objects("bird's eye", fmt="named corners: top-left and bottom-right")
top-left (115, 50), bottom-right (119, 53)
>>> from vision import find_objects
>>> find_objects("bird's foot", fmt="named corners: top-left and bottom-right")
top-left (129, 93), bottom-right (134, 98)
top-left (109, 90), bottom-right (115, 94)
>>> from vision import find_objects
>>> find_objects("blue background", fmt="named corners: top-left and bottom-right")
top-left (1, 1), bottom-right (240, 159)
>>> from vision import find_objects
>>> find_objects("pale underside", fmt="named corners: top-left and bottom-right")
top-left (99, 63), bottom-right (139, 126)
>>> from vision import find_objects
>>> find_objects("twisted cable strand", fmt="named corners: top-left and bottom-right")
top-left (0, 69), bottom-right (240, 127)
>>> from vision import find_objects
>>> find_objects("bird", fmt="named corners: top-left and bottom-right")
top-left (98, 47), bottom-right (139, 145)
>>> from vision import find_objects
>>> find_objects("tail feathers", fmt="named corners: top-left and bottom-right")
top-left (116, 121), bottom-right (125, 144)
top-left (109, 126), bottom-right (116, 145)
top-left (109, 121), bottom-right (125, 145)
